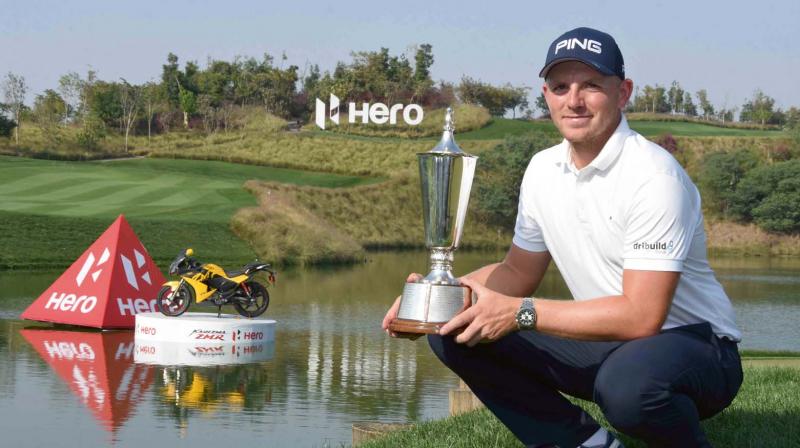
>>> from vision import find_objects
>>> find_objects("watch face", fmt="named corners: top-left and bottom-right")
top-left (518, 309), bottom-right (534, 327)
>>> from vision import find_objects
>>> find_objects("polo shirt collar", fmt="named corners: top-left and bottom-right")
top-left (557, 114), bottom-right (632, 173)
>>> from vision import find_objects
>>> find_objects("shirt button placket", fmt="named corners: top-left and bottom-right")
top-left (576, 171), bottom-right (589, 223)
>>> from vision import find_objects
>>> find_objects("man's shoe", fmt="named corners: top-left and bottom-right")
top-left (579, 430), bottom-right (624, 448)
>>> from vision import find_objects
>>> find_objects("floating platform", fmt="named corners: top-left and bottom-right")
top-left (134, 312), bottom-right (275, 343)
top-left (133, 312), bottom-right (276, 366)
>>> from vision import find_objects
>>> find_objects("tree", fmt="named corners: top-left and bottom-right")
top-left (141, 81), bottom-right (160, 143)
top-left (87, 80), bottom-right (123, 129)
top-left (162, 53), bottom-right (182, 109)
top-left (696, 89), bottom-right (714, 120)
top-left (635, 84), bottom-right (669, 113)
top-left (535, 93), bottom-right (549, 118)
top-left (785, 107), bottom-right (800, 129)
top-left (698, 149), bottom-right (760, 217)
top-left (503, 85), bottom-right (530, 119)
top-left (682, 91), bottom-right (697, 116)
top-left (58, 72), bottom-right (83, 125)
top-left (456, 77), bottom-right (529, 117)
top-left (475, 132), bottom-right (560, 227)
top-left (119, 79), bottom-right (141, 151)
top-left (414, 44), bottom-right (434, 84)
top-left (179, 86), bottom-right (196, 128)
top-left (740, 90), bottom-right (775, 125)
top-left (667, 81), bottom-right (684, 114)
top-left (32, 89), bottom-right (66, 125)
top-left (32, 89), bottom-right (66, 146)
top-left (2, 72), bottom-right (27, 144)
top-left (730, 160), bottom-right (800, 232)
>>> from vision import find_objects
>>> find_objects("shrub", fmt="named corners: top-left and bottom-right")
top-left (698, 149), bottom-right (760, 216)
top-left (474, 132), bottom-right (559, 228)
top-left (75, 116), bottom-right (107, 151)
top-left (730, 160), bottom-right (800, 231)
top-left (655, 133), bottom-right (679, 154)
top-left (0, 115), bottom-right (15, 138)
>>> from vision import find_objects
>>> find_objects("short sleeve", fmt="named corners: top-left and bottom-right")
top-left (512, 167), bottom-right (548, 252)
top-left (623, 173), bottom-right (696, 272)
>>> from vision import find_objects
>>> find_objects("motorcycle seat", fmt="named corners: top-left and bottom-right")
top-left (226, 262), bottom-right (270, 278)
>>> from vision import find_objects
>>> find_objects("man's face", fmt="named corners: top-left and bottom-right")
top-left (542, 61), bottom-right (633, 148)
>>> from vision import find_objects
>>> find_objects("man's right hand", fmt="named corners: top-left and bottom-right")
top-left (382, 273), bottom-right (422, 338)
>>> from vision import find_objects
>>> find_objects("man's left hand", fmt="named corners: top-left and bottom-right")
top-left (438, 277), bottom-right (522, 347)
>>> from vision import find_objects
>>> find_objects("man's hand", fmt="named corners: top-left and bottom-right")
top-left (438, 276), bottom-right (522, 347)
top-left (382, 273), bottom-right (422, 338)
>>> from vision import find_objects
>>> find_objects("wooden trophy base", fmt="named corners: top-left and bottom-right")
top-left (389, 318), bottom-right (442, 338)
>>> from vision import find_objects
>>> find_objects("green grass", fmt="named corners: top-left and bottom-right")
top-left (0, 155), bottom-right (374, 269)
top-left (0, 155), bottom-right (372, 221)
top-left (361, 366), bottom-right (800, 448)
top-left (629, 120), bottom-right (785, 137)
top-left (458, 119), bottom-right (557, 140)
top-left (0, 210), bottom-right (254, 270)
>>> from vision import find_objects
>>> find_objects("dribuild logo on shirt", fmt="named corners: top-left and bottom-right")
top-left (633, 240), bottom-right (675, 254)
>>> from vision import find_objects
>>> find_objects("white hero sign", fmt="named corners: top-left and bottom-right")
top-left (315, 94), bottom-right (423, 129)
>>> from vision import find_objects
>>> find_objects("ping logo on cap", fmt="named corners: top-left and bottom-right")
top-left (554, 38), bottom-right (602, 55)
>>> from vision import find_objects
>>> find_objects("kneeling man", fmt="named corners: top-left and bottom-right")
top-left (383, 27), bottom-right (742, 448)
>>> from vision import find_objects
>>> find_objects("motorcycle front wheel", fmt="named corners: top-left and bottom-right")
top-left (158, 284), bottom-right (192, 317)
top-left (233, 281), bottom-right (270, 318)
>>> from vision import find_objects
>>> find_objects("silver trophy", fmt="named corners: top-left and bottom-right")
top-left (390, 107), bottom-right (478, 335)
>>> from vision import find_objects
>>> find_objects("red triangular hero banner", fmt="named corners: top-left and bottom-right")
top-left (20, 328), bottom-right (155, 434)
top-left (21, 215), bottom-right (166, 329)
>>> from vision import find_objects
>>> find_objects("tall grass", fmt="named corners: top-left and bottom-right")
top-left (231, 178), bottom-right (511, 265)
top-left (231, 182), bottom-right (365, 266)
top-left (140, 128), bottom-right (496, 177)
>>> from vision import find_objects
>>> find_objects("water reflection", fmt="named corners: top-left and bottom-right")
top-left (155, 364), bottom-right (273, 437)
top-left (134, 339), bottom-right (275, 366)
top-left (0, 251), bottom-right (798, 446)
top-left (19, 328), bottom-right (153, 435)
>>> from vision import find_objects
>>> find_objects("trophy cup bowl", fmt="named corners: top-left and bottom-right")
top-left (389, 108), bottom-right (477, 335)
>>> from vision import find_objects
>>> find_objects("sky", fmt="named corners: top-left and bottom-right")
top-left (2, 0), bottom-right (799, 113)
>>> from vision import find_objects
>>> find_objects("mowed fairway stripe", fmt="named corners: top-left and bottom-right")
top-left (0, 174), bottom-right (83, 197)
top-left (15, 179), bottom-right (121, 203)
top-left (0, 156), bottom-right (371, 223)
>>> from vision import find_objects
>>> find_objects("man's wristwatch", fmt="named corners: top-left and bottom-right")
top-left (515, 297), bottom-right (537, 331)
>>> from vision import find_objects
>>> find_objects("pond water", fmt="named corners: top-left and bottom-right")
top-left (0, 251), bottom-right (798, 447)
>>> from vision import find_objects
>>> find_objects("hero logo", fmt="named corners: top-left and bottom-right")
top-left (554, 38), bottom-right (602, 55)
top-left (137, 325), bottom-right (157, 336)
top-left (189, 329), bottom-right (226, 341)
top-left (44, 340), bottom-right (95, 360)
top-left (243, 344), bottom-right (263, 354)
top-left (136, 345), bottom-right (156, 355)
top-left (244, 331), bottom-right (263, 340)
top-left (76, 247), bottom-right (110, 286)
top-left (120, 249), bottom-right (152, 291)
top-left (45, 292), bottom-right (98, 314)
top-left (117, 298), bottom-right (158, 316)
top-left (315, 94), bottom-right (423, 130)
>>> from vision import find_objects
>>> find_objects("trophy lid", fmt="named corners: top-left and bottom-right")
top-left (428, 107), bottom-right (470, 155)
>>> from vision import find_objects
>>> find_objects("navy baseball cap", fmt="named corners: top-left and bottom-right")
top-left (539, 27), bottom-right (625, 79)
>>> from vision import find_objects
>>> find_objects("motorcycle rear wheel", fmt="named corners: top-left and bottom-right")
top-left (233, 281), bottom-right (270, 318)
top-left (158, 284), bottom-right (192, 317)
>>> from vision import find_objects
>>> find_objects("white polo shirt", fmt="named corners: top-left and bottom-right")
top-left (513, 116), bottom-right (741, 340)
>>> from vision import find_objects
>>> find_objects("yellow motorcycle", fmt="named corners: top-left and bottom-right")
top-left (157, 248), bottom-right (276, 318)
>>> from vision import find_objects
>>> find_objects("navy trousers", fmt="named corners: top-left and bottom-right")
top-left (428, 322), bottom-right (742, 448)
